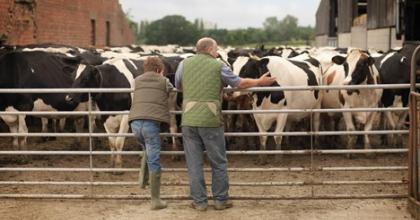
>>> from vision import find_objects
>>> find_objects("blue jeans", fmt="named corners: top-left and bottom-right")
top-left (130, 120), bottom-right (162, 172)
top-left (182, 126), bottom-right (229, 205)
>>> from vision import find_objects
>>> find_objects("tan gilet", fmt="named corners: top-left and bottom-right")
top-left (128, 71), bottom-right (173, 124)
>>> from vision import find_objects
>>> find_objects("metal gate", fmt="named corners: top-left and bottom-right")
top-left (0, 84), bottom-right (411, 200)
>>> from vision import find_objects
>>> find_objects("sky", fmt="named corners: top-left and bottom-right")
top-left (119, 0), bottom-right (321, 29)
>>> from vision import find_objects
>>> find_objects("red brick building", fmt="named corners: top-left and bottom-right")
top-left (0, 0), bottom-right (135, 47)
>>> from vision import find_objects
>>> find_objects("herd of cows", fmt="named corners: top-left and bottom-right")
top-left (0, 42), bottom-right (415, 166)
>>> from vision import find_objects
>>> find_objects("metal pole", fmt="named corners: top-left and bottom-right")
top-left (409, 94), bottom-right (416, 198)
top-left (0, 129), bottom-right (409, 137)
top-left (0, 166), bottom-right (407, 172)
top-left (310, 110), bottom-right (315, 198)
top-left (0, 180), bottom-right (406, 186)
top-left (0, 107), bottom-right (410, 116)
top-left (88, 92), bottom-right (94, 196)
top-left (0, 193), bottom-right (407, 200)
top-left (0, 149), bottom-right (408, 156)
top-left (0, 83), bottom-right (419, 94)
top-left (411, 45), bottom-right (420, 91)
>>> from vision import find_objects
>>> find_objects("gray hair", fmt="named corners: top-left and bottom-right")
top-left (196, 37), bottom-right (217, 54)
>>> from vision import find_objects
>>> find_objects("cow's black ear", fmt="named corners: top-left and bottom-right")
top-left (257, 58), bottom-right (270, 73)
top-left (367, 57), bottom-right (375, 66)
top-left (332, 56), bottom-right (346, 65)
top-left (258, 58), bottom-right (269, 67)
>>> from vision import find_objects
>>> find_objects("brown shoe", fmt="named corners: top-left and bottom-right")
top-left (190, 202), bottom-right (208, 211)
top-left (214, 200), bottom-right (233, 210)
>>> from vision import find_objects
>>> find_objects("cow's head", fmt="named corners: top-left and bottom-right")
top-left (237, 56), bottom-right (270, 79)
top-left (65, 64), bottom-right (102, 105)
top-left (224, 56), bottom-right (271, 101)
top-left (332, 49), bottom-right (377, 88)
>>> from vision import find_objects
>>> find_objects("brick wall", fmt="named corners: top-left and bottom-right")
top-left (0, 0), bottom-right (135, 47)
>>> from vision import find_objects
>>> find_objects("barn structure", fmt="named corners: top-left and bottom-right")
top-left (0, 0), bottom-right (135, 47)
top-left (315, 0), bottom-right (420, 51)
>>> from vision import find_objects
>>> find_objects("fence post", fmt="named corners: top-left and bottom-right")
top-left (88, 92), bottom-right (94, 196)
top-left (409, 45), bottom-right (420, 219)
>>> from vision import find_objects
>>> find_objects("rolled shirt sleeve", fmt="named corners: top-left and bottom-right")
top-left (221, 64), bottom-right (241, 88)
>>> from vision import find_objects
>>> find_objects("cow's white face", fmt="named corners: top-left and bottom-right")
top-left (342, 51), bottom-right (362, 85)
top-left (332, 49), bottom-right (376, 86)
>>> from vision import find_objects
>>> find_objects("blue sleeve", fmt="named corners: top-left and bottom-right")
top-left (221, 64), bottom-right (241, 88)
top-left (175, 61), bottom-right (183, 89)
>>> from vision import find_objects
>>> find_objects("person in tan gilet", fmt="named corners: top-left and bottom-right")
top-left (129, 56), bottom-right (174, 210)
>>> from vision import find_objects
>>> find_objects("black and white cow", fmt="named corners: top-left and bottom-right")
top-left (236, 56), bottom-right (322, 164)
top-left (65, 56), bottom-right (183, 168)
top-left (322, 49), bottom-right (382, 155)
top-left (0, 46), bottom-right (14, 58)
top-left (19, 43), bottom-right (106, 66)
top-left (0, 50), bottom-right (88, 149)
top-left (278, 48), bottom-right (300, 58)
top-left (225, 56), bottom-right (260, 150)
top-left (14, 44), bottom-right (106, 137)
top-left (65, 58), bottom-right (139, 169)
top-left (374, 51), bottom-right (410, 146)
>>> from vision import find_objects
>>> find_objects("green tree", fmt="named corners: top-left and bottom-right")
top-left (144, 15), bottom-right (199, 45)
top-left (263, 16), bottom-right (280, 42)
top-left (138, 20), bottom-right (149, 43)
top-left (262, 14), bottom-right (310, 44)
top-left (298, 25), bottom-right (315, 43)
top-left (137, 14), bottom-right (314, 46)
top-left (278, 15), bottom-right (299, 41)
top-left (203, 29), bottom-right (229, 45)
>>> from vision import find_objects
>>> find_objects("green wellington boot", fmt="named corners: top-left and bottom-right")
top-left (150, 171), bottom-right (167, 210)
top-left (139, 152), bottom-right (149, 189)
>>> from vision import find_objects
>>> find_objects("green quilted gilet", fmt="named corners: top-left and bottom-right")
top-left (182, 54), bottom-right (223, 127)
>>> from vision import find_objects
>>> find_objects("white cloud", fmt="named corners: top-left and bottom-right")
top-left (120, 0), bottom-right (320, 29)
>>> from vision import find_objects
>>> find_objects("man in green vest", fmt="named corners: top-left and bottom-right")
top-left (175, 37), bottom-right (276, 211)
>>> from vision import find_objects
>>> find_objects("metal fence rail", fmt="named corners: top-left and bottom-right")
top-left (0, 107), bottom-right (410, 115)
top-left (0, 83), bottom-right (418, 93)
top-left (0, 149), bottom-right (408, 155)
top-left (0, 166), bottom-right (408, 172)
top-left (0, 130), bottom-right (409, 137)
top-left (0, 180), bottom-right (406, 186)
top-left (0, 194), bottom-right (407, 200)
